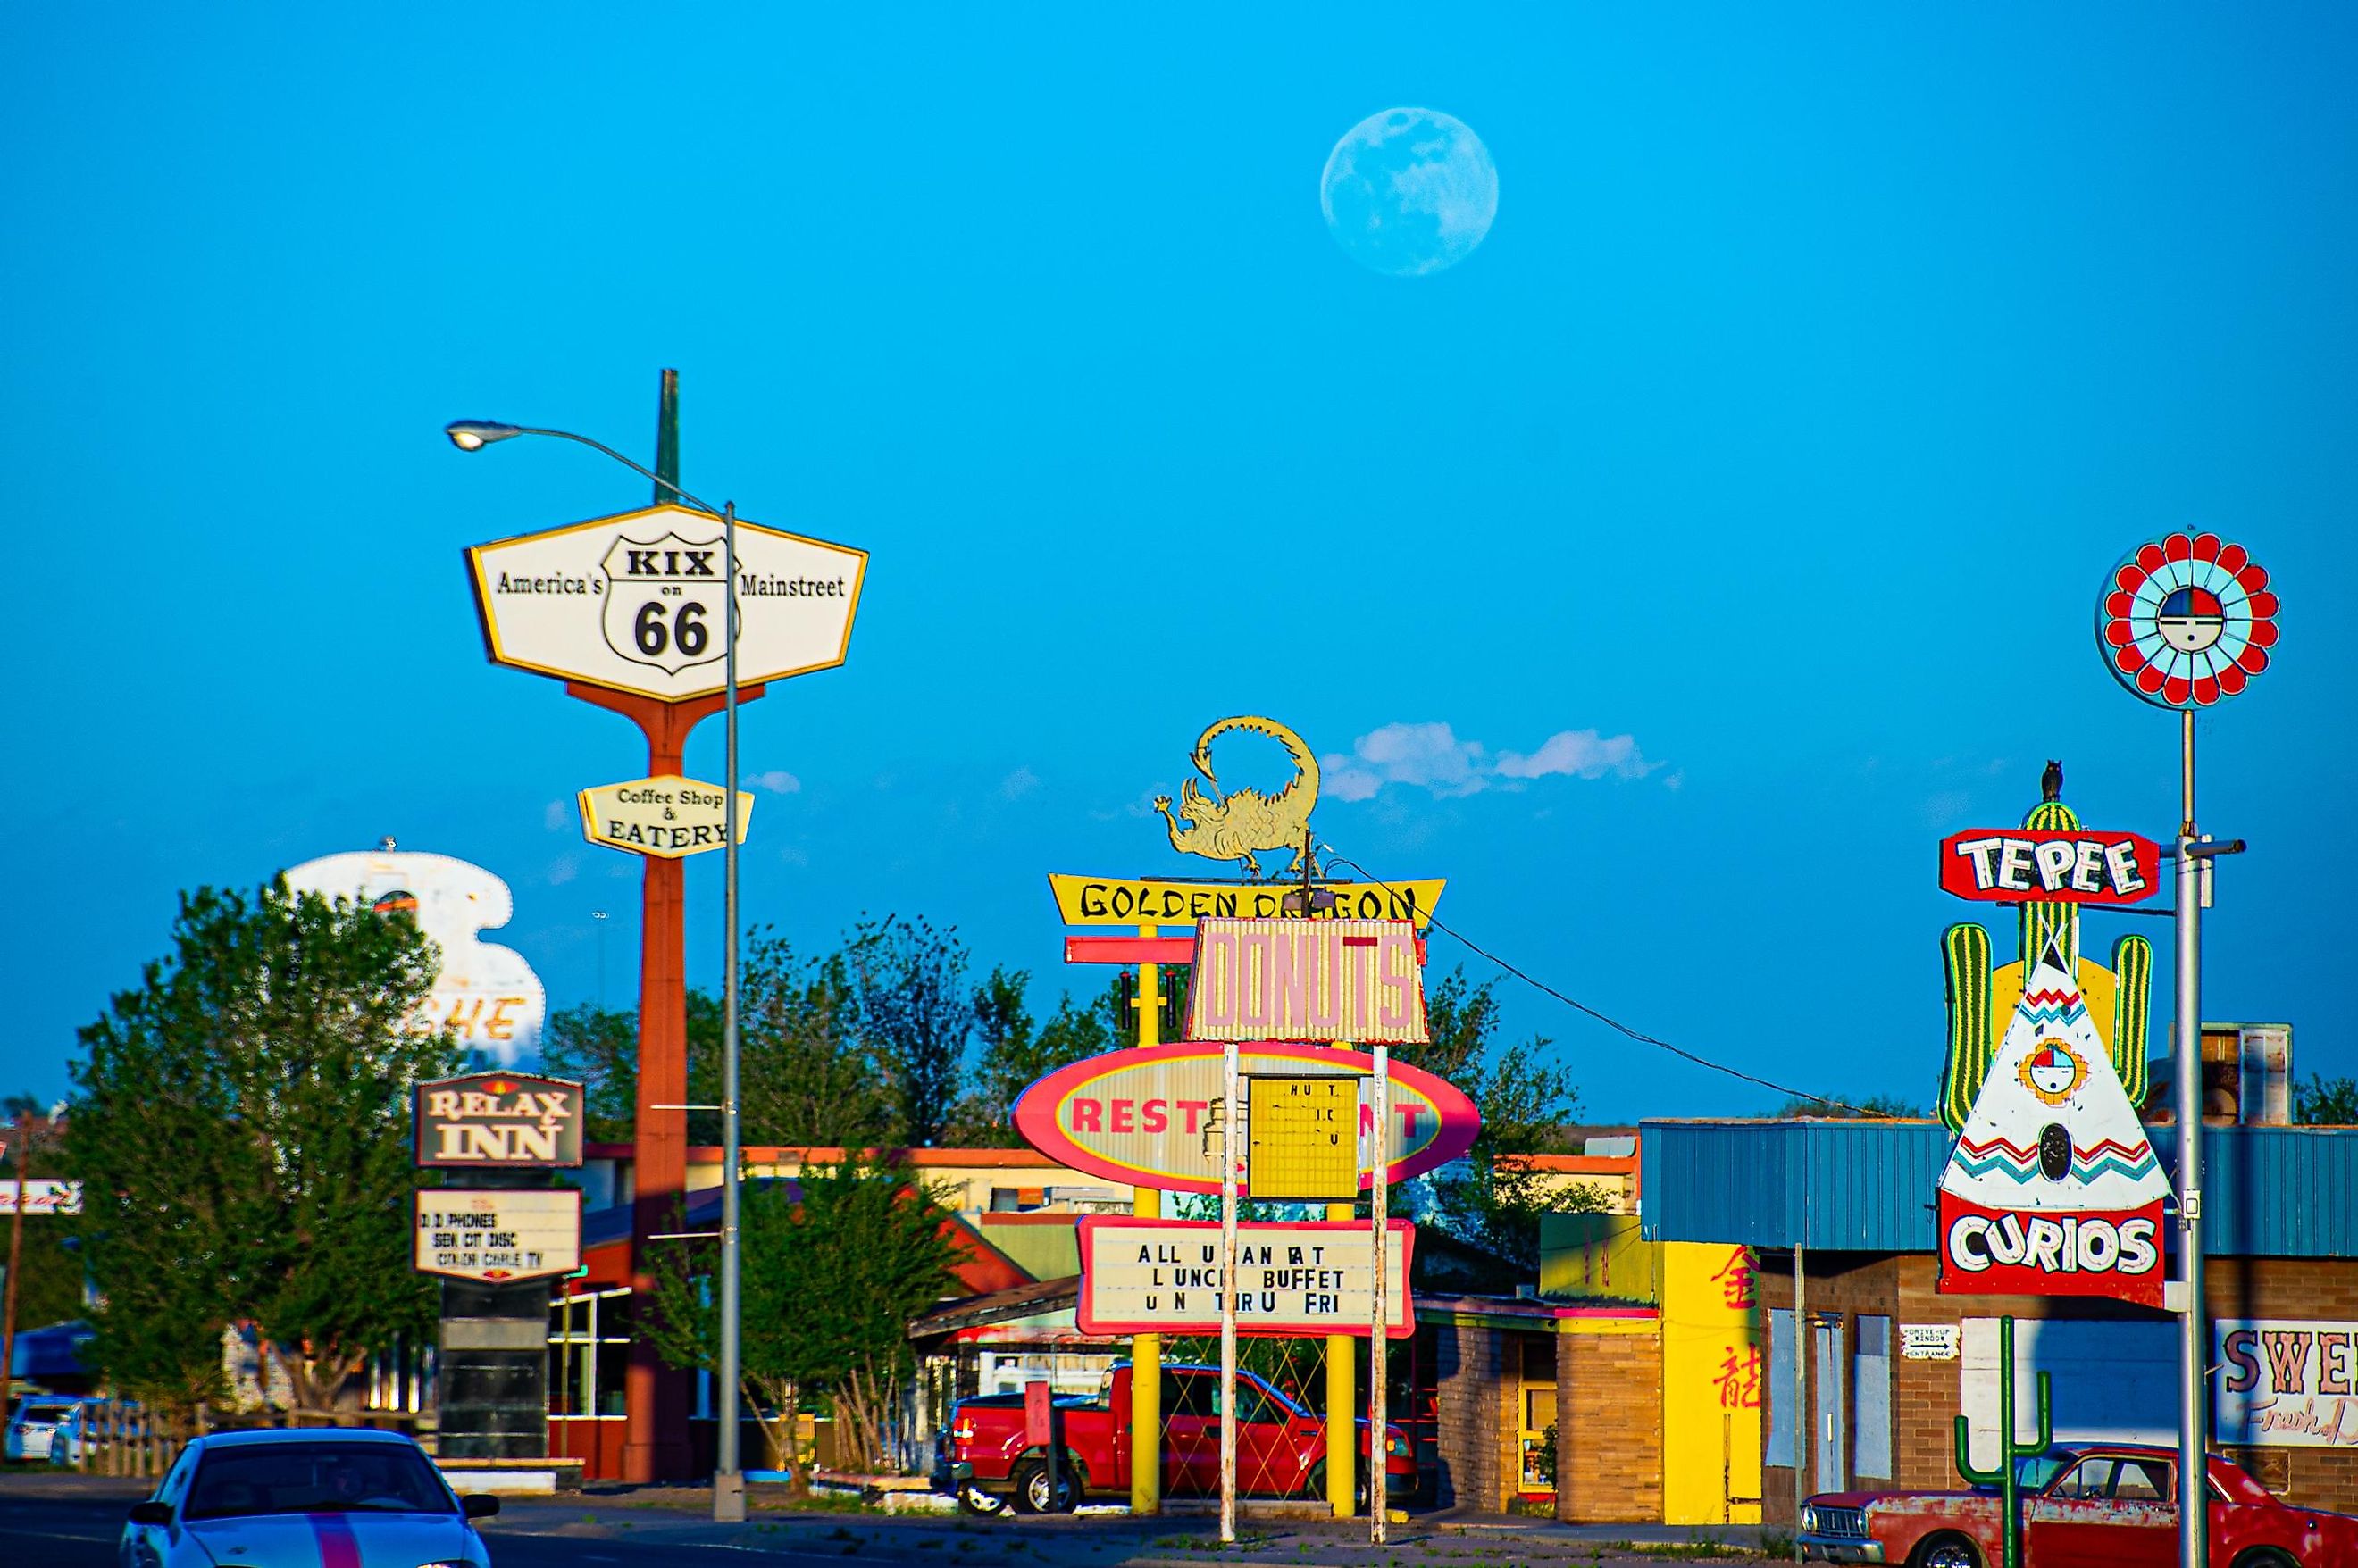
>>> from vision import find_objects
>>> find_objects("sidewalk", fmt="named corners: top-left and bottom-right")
top-left (489, 1485), bottom-right (1774, 1564)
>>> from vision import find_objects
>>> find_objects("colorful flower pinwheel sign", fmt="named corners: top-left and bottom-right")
top-left (2097, 531), bottom-right (2279, 709)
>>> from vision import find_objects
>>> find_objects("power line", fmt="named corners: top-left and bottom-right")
top-left (1322, 852), bottom-right (1887, 1118)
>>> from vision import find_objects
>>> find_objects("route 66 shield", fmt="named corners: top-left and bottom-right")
top-left (601, 531), bottom-right (727, 674)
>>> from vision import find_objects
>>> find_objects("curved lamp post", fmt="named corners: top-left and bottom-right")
top-left (447, 417), bottom-right (748, 1524)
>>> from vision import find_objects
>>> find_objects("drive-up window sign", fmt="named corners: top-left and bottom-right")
top-left (465, 503), bottom-right (867, 703)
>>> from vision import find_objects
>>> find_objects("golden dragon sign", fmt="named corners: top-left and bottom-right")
top-left (1152, 716), bottom-right (1318, 880)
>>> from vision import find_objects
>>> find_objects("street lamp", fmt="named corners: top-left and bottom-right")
top-left (448, 417), bottom-right (750, 1524)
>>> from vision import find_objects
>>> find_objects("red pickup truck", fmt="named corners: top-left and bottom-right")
top-left (933, 1362), bottom-right (1416, 1515)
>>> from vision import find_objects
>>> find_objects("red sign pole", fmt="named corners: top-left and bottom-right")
top-left (566, 682), bottom-right (765, 1482)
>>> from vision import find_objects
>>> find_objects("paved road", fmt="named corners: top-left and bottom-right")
top-left (0, 1471), bottom-right (1765, 1566)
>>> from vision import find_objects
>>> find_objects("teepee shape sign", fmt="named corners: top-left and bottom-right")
top-left (1937, 943), bottom-right (2171, 1305)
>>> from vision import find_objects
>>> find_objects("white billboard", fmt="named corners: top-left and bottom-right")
top-left (284, 850), bottom-right (546, 1066)
top-left (466, 504), bottom-right (866, 703)
top-left (414, 1189), bottom-right (581, 1283)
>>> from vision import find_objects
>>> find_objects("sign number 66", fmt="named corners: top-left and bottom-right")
top-left (634, 600), bottom-right (708, 658)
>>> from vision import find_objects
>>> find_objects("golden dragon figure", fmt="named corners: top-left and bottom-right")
top-left (1152, 716), bottom-right (1320, 880)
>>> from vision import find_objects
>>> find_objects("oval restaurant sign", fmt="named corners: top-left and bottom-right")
top-left (1014, 1041), bottom-right (1478, 1197)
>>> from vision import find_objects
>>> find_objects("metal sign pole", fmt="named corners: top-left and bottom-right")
top-left (1218, 1034), bottom-right (1240, 1545)
top-left (715, 499), bottom-right (745, 1522)
top-left (2175, 710), bottom-right (2206, 1568)
top-left (1370, 1041), bottom-right (1390, 1548)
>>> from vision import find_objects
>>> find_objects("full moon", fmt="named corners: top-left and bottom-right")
top-left (1320, 107), bottom-right (1498, 277)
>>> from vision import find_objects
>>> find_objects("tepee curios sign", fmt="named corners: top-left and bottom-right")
top-left (465, 503), bottom-right (868, 703)
top-left (1936, 942), bottom-right (2170, 1305)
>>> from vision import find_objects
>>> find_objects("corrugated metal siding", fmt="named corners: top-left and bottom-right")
top-left (1640, 1121), bottom-right (2358, 1257)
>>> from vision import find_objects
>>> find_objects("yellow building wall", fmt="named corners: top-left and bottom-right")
top-left (1659, 1241), bottom-right (1763, 1526)
top-left (1539, 1213), bottom-right (1657, 1302)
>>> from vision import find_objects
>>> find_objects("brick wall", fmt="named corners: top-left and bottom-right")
top-left (1556, 1328), bottom-right (1664, 1523)
top-left (1429, 1322), bottom-right (1519, 1511)
top-left (1756, 1249), bottom-right (2358, 1522)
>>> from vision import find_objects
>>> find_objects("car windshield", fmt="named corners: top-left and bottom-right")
top-left (2015, 1451), bottom-right (2078, 1492)
top-left (18, 1403), bottom-right (78, 1422)
top-left (185, 1443), bottom-right (456, 1520)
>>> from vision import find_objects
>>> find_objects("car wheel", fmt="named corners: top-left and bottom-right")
top-left (2231, 1553), bottom-right (2299, 1568)
top-left (1301, 1461), bottom-right (1370, 1515)
top-left (1010, 1459), bottom-right (1077, 1514)
top-left (956, 1483), bottom-right (1008, 1517)
top-left (1913, 1535), bottom-right (1983, 1568)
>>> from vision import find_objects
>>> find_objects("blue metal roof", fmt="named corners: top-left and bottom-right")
top-left (1639, 1120), bottom-right (2358, 1257)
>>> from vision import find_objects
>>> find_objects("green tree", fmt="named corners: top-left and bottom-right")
top-left (943, 968), bottom-right (1120, 1147)
top-left (67, 881), bottom-right (457, 1415)
top-left (644, 1159), bottom-right (958, 1486)
top-left (1400, 968), bottom-right (1602, 1271)
top-left (849, 916), bottom-right (974, 1147)
top-left (2295, 1074), bottom-right (2358, 1126)
top-left (731, 934), bottom-right (894, 1148)
top-left (539, 1003), bottom-right (638, 1143)
top-left (2, 1114), bottom-right (84, 1334)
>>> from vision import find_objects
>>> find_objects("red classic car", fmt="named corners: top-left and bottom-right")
top-left (1798, 1445), bottom-right (2358, 1567)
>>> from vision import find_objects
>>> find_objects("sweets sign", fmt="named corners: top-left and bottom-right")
top-left (2217, 1320), bottom-right (2358, 1447)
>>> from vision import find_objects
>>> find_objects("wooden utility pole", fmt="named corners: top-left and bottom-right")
top-left (2, 1112), bottom-right (31, 1406)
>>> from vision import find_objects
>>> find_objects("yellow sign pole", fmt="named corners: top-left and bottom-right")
top-left (1130, 926), bottom-right (1163, 1518)
top-left (1325, 1198), bottom-right (1356, 1518)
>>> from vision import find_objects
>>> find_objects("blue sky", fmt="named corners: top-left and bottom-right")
top-left (4, 5), bottom-right (2354, 1120)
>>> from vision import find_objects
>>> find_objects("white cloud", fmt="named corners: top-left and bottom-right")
top-left (1324, 721), bottom-right (1663, 801)
top-left (744, 770), bottom-right (801, 795)
top-left (1495, 729), bottom-right (1660, 782)
top-left (1000, 767), bottom-right (1041, 801)
top-left (543, 800), bottom-right (571, 831)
